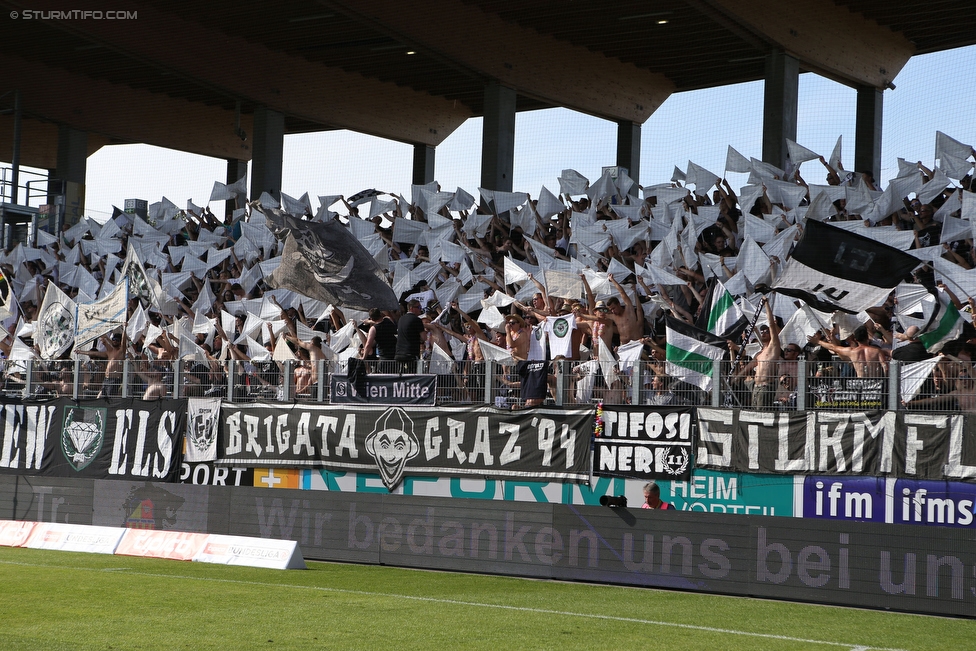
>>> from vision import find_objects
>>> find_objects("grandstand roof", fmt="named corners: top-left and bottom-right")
top-left (1, 0), bottom-right (974, 167)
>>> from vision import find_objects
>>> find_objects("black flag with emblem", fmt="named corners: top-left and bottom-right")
top-left (266, 214), bottom-right (399, 312)
top-left (773, 220), bottom-right (919, 314)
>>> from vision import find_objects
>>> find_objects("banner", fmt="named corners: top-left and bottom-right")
top-left (0, 520), bottom-right (36, 547)
top-left (74, 279), bottom-right (128, 346)
top-left (266, 214), bottom-right (399, 311)
top-left (696, 408), bottom-right (976, 481)
top-left (0, 399), bottom-right (58, 474)
top-left (800, 476), bottom-right (976, 527)
top-left (215, 403), bottom-right (593, 491)
top-left (0, 398), bottom-right (185, 481)
top-left (593, 405), bottom-right (694, 480)
top-left (25, 522), bottom-right (125, 554)
top-left (185, 397), bottom-right (221, 462)
top-left (115, 528), bottom-right (208, 561)
top-left (180, 462), bottom-right (254, 487)
top-left (303, 467), bottom-right (796, 515)
top-left (192, 533), bottom-right (306, 569)
top-left (330, 373), bottom-right (436, 406)
top-left (656, 469), bottom-right (794, 516)
top-left (810, 377), bottom-right (884, 409)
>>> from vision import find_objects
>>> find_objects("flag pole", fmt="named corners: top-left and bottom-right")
top-left (723, 293), bottom-right (768, 407)
top-left (0, 273), bottom-right (28, 329)
top-left (732, 294), bottom-right (767, 369)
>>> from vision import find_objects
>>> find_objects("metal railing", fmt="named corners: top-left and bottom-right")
top-left (4, 357), bottom-right (972, 412)
top-left (0, 165), bottom-right (54, 209)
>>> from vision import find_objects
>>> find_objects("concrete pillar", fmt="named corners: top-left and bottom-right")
top-left (481, 82), bottom-right (516, 193)
top-left (616, 120), bottom-right (641, 195)
top-left (226, 158), bottom-right (248, 219)
top-left (413, 144), bottom-right (435, 186)
top-left (762, 50), bottom-right (799, 171)
top-left (55, 125), bottom-right (88, 225)
top-left (854, 85), bottom-right (883, 183)
top-left (55, 125), bottom-right (87, 185)
top-left (43, 167), bottom-right (61, 233)
top-left (250, 107), bottom-right (284, 202)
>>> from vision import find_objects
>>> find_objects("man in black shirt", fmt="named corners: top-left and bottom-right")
top-left (363, 308), bottom-right (398, 373)
top-left (394, 300), bottom-right (427, 372)
top-left (913, 204), bottom-right (942, 249)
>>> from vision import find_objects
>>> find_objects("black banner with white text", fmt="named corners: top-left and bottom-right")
top-left (594, 406), bottom-right (695, 480)
top-left (215, 403), bottom-right (593, 491)
top-left (330, 373), bottom-right (437, 405)
top-left (0, 398), bottom-right (185, 481)
top-left (696, 408), bottom-right (976, 481)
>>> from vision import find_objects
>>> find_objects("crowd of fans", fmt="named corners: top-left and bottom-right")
top-left (2, 133), bottom-right (976, 411)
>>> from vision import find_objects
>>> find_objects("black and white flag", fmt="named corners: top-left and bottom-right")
top-left (773, 220), bottom-right (919, 313)
top-left (266, 214), bottom-right (399, 311)
top-left (185, 397), bottom-right (221, 462)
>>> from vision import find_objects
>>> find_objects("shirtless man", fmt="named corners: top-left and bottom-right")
top-left (738, 299), bottom-right (782, 408)
top-left (775, 342), bottom-right (803, 402)
top-left (811, 325), bottom-right (889, 378)
top-left (605, 273), bottom-right (642, 345)
top-left (954, 374), bottom-right (976, 413)
top-left (286, 333), bottom-right (329, 388)
top-left (579, 275), bottom-right (616, 358)
top-left (502, 311), bottom-right (548, 409)
top-left (504, 314), bottom-right (530, 361)
top-left (565, 302), bottom-right (587, 361)
top-left (425, 315), bottom-right (455, 359)
top-left (293, 349), bottom-right (313, 396)
top-left (85, 331), bottom-right (127, 398)
top-left (579, 300), bottom-right (615, 359)
top-left (140, 363), bottom-right (169, 400)
top-left (436, 305), bottom-right (489, 401)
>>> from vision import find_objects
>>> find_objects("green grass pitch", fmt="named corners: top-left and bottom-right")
top-left (0, 546), bottom-right (970, 650)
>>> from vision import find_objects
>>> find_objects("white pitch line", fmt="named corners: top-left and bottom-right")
top-left (0, 559), bottom-right (908, 651)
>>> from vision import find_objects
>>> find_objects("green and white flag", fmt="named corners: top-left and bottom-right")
top-left (918, 292), bottom-right (964, 353)
top-left (702, 279), bottom-right (747, 339)
top-left (665, 316), bottom-right (727, 392)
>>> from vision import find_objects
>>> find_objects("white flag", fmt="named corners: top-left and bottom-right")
top-left (828, 135), bottom-right (843, 171)
top-left (935, 131), bottom-right (973, 165)
top-left (725, 146), bottom-right (752, 174)
top-left (478, 339), bottom-right (514, 364)
top-left (37, 282), bottom-right (77, 359)
top-left (74, 279), bottom-right (128, 347)
top-left (557, 170), bottom-right (589, 196)
top-left (786, 139), bottom-right (820, 164)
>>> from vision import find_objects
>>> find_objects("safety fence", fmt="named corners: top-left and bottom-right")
top-left (4, 357), bottom-right (970, 412)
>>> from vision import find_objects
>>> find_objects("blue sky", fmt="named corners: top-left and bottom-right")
top-left (36, 44), bottom-right (976, 220)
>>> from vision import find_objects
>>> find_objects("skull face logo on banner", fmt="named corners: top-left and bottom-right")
top-left (364, 407), bottom-right (420, 491)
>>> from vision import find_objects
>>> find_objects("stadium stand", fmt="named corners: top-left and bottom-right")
top-left (2, 132), bottom-right (975, 413)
